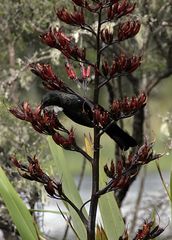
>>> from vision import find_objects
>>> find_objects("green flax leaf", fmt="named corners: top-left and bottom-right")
top-left (48, 137), bottom-right (87, 240)
top-left (99, 159), bottom-right (124, 240)
top-left (170, 170), bottom-right (172, 203)
top-left (0, 166), bottom-right (39, 240)
top-left (170, 171), bottom-right (172, 221)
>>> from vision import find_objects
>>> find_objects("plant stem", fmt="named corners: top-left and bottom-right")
top-left (87, 9), bottom-right (102, 240)
top-left (62, 193), bottom-right (88, 226)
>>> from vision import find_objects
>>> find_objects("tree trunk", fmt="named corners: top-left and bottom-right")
top-left (8, 42), bottom-right (15, 67)
top-left (6, 26), bottom-right (19, 103)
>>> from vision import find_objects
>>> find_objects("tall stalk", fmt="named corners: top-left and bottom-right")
top-left (87, 10), bottom-right (102, 239)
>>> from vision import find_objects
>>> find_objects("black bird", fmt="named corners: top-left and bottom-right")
top-left (41, 90), bottom-right (137, 150)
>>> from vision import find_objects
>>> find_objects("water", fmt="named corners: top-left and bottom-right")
top-left (38, 171), bottom-right (171, 239)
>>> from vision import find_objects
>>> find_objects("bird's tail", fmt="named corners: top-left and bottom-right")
top-left (105, 123), bottom-right (137, 150)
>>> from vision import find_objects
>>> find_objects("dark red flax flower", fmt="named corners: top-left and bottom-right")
top-left (118, 20), bottom-right (141, 41)
top-left (29, 63), bottom-right (67, 91)
top-left (111, 92), bottom-right (147, 120)
top-left (107, 0), bottom-right (136, 20)
top-left (56, 7), bottom-right (85, 26)
top-left (52, 128), bottom-right (76, 150)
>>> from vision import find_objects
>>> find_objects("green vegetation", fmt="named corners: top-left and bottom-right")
top-left (0, 0), bottom-right (172, 239)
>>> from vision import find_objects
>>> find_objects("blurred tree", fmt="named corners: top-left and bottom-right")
top-left (0, 0), bottom-right (59, 238)
top-left (107, 0), bottom-right (172, 208)
top-left (0, 0), bottom-right (64, 101)
top-left (0, 0), bottom-right (172, 238)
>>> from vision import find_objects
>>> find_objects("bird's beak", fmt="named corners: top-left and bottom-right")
top-left (40, 102), bottom-right (44, 110)
top-left (40, 100), bottom-right (46, 110)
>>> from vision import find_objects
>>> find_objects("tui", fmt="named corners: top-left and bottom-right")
top-left (41, 90), bottom-right (137, 150)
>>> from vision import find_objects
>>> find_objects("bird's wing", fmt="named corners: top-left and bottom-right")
top-left (62, 95), bottom-right (94, 127)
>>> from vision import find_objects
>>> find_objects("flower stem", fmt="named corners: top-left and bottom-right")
top-left (87, 9), bottom-right (102, 240)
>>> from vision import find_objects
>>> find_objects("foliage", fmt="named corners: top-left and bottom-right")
top-left (0, 166), bottom-right (39, 240)
top-left (1, 0), bottom-right (172, 239)
top-left (0, 0), bottom-right (58, 237)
